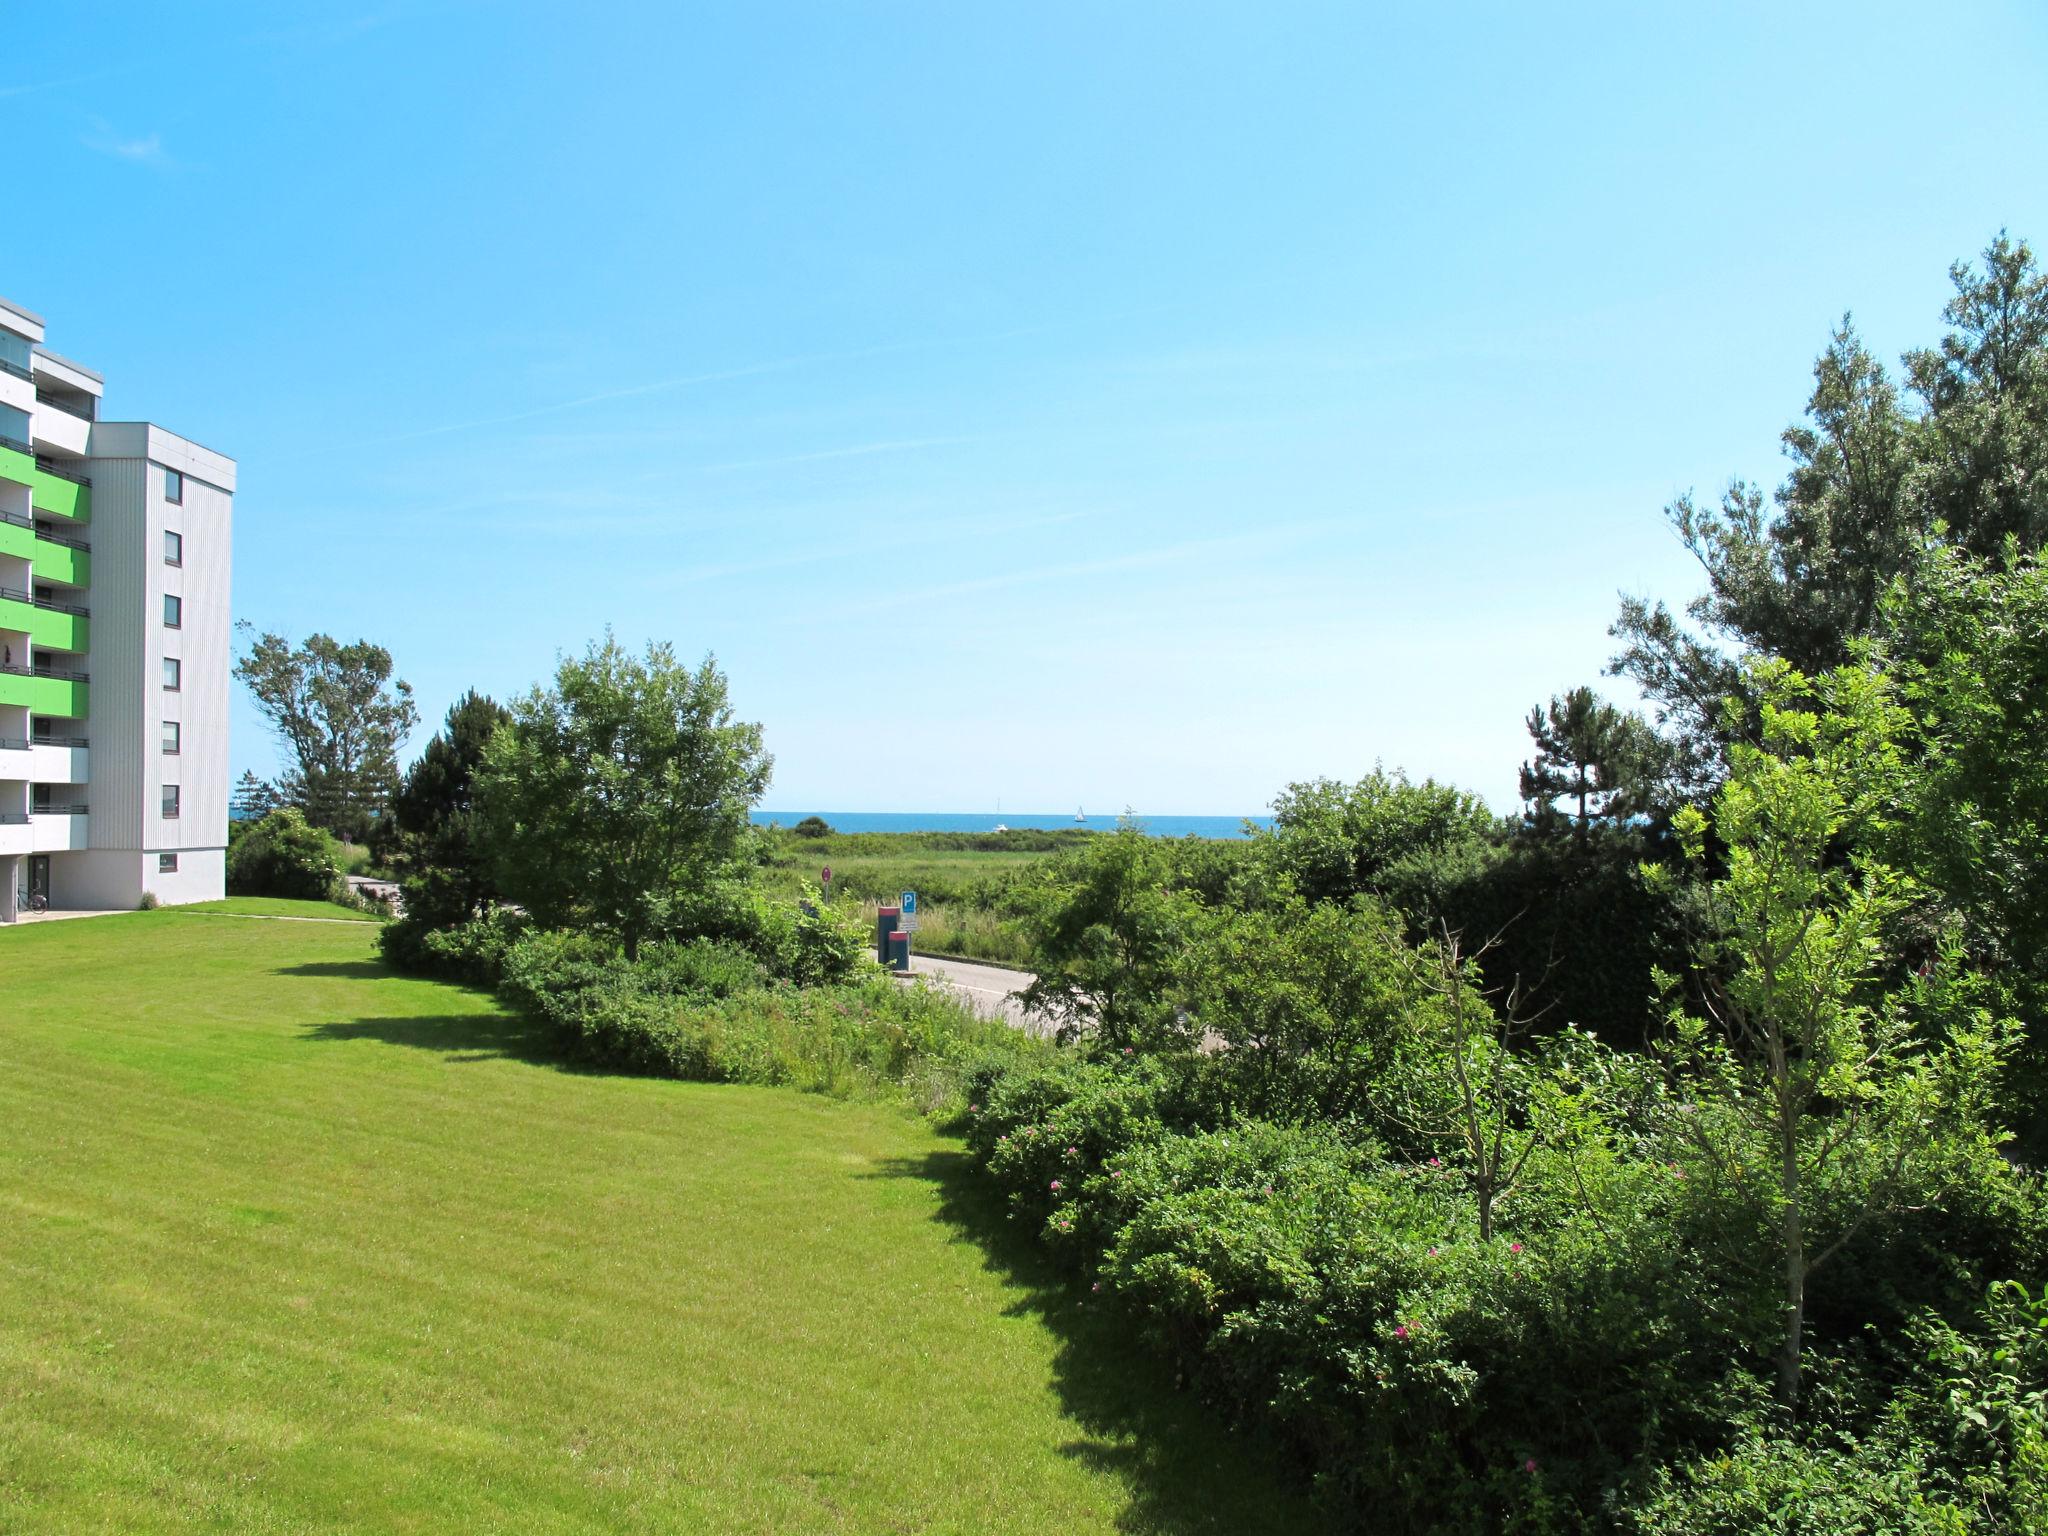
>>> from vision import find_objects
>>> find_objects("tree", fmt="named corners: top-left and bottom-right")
top-left (235, 628), bottom-right (419, 842)
top-left (1869, 544), bottom-right (2048, 1155)
top-left (386, 690), bottom-right (510, 930)
top-left (1653, 660), bottom-right (2010, 1410)
top-left (1610, 236), bottom-right (2048, 804)
top-left (1261, 768), bottom-right (1498, 908)
top-left (1018, 822), bottom-right (1197, 1051)
top-left (476, 636), bottom-right (771, 959)
top-left (225, 807), bottom-right (346, 902)
top-left (1518, 686), bottom-right (1666, 840)
top-left (1904, 233), bottom-right (2048, 556)
top-left (230, 770), bottom-right (282, 822)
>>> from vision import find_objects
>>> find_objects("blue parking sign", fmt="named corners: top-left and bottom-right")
top-left (901, 891), bottom-right (917, 915)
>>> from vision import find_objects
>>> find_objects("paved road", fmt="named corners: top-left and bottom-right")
top-left (906, 954), bottom-right (1055, 1036)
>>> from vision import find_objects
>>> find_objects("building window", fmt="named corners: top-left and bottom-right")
top-left (164, 593), bottom-right (181, 628)
top-left (0, 401), bottom-right (27, 450)
top-left (159, 853), bottom-right (179, 874)
top-left (165, 530), bottom-right (183, 566)
top-left (163, 720), bottom-right (180, 754)
top-left (163, 656), bottom-right (181, 690)
top-left (162, 784), bottom-right (180, 820)
top-left (165, 468), bottom-right (184, 504)
top-left (0, 328), bottom-right (30, 378)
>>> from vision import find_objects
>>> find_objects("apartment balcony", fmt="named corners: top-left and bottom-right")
top-left (0, 587), bottom-right (88, 652)
top-left (0, 664), bottom-right (87, 718)
top-left (0, 813), bottom-right (27, 857)
top-left (30, 806), bottom-right (87, 852)
top-left (0, 441), bottom-right (89, 522)
top-left (30, 737), bottom-right (87, 783)
top-left (31, 401), bottom-right (89, 457)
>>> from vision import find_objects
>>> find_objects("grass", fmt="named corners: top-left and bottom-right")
top-left (179, 896), bottom-right (381, 922)
top-left (0, 911), bottom-right (1322, 1534)
top-left (756, 830), bottom-right (1066, 968)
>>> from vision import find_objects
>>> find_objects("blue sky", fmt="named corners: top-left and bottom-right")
top-left (8, 2), bottom-right (2046, 813)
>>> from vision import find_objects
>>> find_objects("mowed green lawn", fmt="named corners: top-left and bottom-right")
top-left (0, 909), bottom-right (1321, 1535)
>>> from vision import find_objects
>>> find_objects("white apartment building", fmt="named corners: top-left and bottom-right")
top-left (0, 295), bottom-right (234, 919)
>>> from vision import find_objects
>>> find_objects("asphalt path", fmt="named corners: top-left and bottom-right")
top-left (906, 954), bottom-right (1054, 1037)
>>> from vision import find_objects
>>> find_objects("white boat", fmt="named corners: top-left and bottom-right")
top-left (1075, 807), bottom-right (1086, 823)
top-left (993, 823), bottom-right (1009, 833)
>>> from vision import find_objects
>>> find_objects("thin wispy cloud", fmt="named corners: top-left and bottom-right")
top-left (697, 436), bottom-right (982, 474)
top-left (83, 118), bottom-right (175, 168)
top-left (362, 313), bottom-right (1119, 454)
top-left (0, 65), bottom-right (138, 100)
top-left (819, 519), bottom-right (1339, 621)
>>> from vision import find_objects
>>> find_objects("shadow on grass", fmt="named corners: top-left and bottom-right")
top-left (302, 1010), bottom-right (570, 1066)
top-left (277, 960), bottom-right (390, 982)
top-left (866, 1149), bottom-right (1330, 1536)
top-left (277, 961), bottom-right (574, 1067)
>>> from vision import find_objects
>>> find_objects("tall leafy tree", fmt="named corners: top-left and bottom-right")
top-left (1869, 545), bottom-right (2048, 1154)
top-left (1653, 661), bottom-right (2011, 1411)
top-left (476, 636), bottom-right (771, 959)
top-left (1018, 822), bottom-right (1196, 1051)
top-left (234, 628), bottom-right (420, 842)
top-left (386, 690), bottom-right (511, 929)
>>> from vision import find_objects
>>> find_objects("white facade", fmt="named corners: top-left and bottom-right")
top-left (0, 296), bottom-right (234, 919)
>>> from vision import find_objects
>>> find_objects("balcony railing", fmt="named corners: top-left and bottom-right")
top-left (30, 666), bottom-right (88, 682)
top-left (0, 812), bottom-right (27, 826)
top-left (0, 507), bottom-right (27, 531)
top-left (32, 523), bottom-right (87, 552)
top-left (0, 737), bottom-right (24, 751)
top-left (33, 802), bottom-right (88, 816)
top-left (34, 389), bottom-right (94, 422)
top-left (0, 433), bottom-right (27, 456)
top-left (33, 455), bottom-right (89, 486)
top-left (0, 357), bottom-right (29, 383)
top-left (32, 734), bottom-right (86, 748)
top-left (0, 587), bottom-right (88, 617)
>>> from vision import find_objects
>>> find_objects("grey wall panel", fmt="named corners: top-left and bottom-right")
top-left (83, 453), bottom-right (145, 849)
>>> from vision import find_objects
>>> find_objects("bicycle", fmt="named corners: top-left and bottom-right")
top-left (25, 891), bottom-right (47, 914)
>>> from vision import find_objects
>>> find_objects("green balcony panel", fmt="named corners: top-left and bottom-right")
top-left (0, 597), bottom-right (85, 653)
top-left (31, 607), bottom-right (87, 652)
top-left (32, 538), bottom-right (88, 587)
top-left (0, 444), bottom-right (91, 523)
top-left (0, 673), bottom-right (86, 717)
top-left (0, 523), bottom-right (90, 585)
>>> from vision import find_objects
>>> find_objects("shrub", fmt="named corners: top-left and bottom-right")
top-left (381, 907), bottom-right (529, 987)
top-left (226, 808), bottom-right (346, 901)
top-left (792, 815), bottom-right (833, 838)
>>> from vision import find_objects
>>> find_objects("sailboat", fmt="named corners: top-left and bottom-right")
top-left (1074, 806), bottom-right (1087, 823)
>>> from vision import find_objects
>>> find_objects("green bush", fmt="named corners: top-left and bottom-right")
top-left (490, 924), bottom-right (1036, 1102)
top-left (380, 907), bottom-right (529, 987)
top-left (226, 808), bottom-right (347, 902)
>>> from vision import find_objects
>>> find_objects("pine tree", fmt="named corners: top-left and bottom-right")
top-left (230, 770), bottom-right (283, 822)
top-left (1518, 687), bottom-right (1661, 840)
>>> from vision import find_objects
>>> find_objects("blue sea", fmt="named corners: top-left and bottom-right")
top-left (753, 811), bottom-right (1272, 840)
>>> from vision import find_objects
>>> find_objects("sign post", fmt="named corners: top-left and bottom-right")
top-left (821, 866), bottom-right (832, 900)
top-left (900, 890), bottom-right (918, 933)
